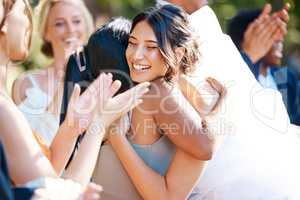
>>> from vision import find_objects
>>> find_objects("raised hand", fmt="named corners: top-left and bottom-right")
top-left (272, 3), bottom-right (290, 40)
top-left (97, 82), bottom-right (150, 129)
top-left (241, 3), bottom-right (290, 63)
top-left (63, 73), bottom-right (121, 136)
top-left (241, 4), bottom-right (284, 63)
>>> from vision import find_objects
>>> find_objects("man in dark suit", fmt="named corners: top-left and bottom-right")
top-left (228, 7), bottom-right (300, 125)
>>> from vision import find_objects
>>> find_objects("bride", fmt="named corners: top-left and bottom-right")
top-left (100, 2), bottom-right (300, 200)
top-left (186, 2), bottom-right (300, 199)
top-left (79, 2), bottom-right (300, 199)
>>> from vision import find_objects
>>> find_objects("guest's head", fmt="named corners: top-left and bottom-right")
top-left (228, 9), bottom-right (283, 66)
top-left (38, 0), bottom-right (94, 58)
top-left (0, 0), bottom-right (32, 62)
top-left (78, 17), bottom-right (131, 94)
top-left (156, 0), bottom-right (207, 14)
top-left (126, 4), bottom-right (200, 83)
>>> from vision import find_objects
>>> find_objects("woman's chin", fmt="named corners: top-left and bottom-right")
top-left (131, 77), bottom-right (144, 83)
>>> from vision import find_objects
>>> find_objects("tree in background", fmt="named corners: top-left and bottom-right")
top-left (24, 0), bottom-right (299, 71)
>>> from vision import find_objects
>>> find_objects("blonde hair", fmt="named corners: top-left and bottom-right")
top-left (37, 0), bottom-right (94, 57)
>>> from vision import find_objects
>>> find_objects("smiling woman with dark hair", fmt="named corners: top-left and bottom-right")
top-left (88, 5), bottom-right (226, 200)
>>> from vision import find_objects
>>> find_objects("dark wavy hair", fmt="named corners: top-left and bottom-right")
top-left (131, 4), bottom-right (200, 82)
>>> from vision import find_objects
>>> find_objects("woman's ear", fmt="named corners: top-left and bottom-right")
top-left (175, 47), bottom-right (185, 64)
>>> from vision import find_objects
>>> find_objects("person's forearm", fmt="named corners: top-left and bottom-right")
top-left (0, 101), bottom-right (57, 185)
top-left (62, 119), bottom-right (105, 186)
top-left (49, 122), bottom-right (78, 175)
top-left (148, 80), bottom-right (215, 160)
top-left (109, 134), bottom-right (171, 200)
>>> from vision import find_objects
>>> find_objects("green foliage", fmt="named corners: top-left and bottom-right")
top-left (94, 0), bottom-right (155, 18)
top-left (25, 0), bottom-right (299, 70)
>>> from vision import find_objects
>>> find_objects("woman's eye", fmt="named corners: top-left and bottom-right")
top-left (147, 46), bottom-right (157, 50)
top-left (73, 19), bottom-right (82, 25)
top-left (54, 21), bottom-right (64, 27)
top-left (128, 41), bottom-right (137, 46)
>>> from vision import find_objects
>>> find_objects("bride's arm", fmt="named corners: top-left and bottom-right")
top-left (109, 127), bottom-right (206, 200)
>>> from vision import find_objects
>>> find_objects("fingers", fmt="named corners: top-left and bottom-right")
top-left (81, 183), bottom-right (103, 200)
top-left (117, 82), bottom-right (150, 110)
top-left (261, 3), bottom-right (272, 18)
top-left (109, 80), bottom-right (122, 97)
top-left (88, 73), bottom-right (112, 97)
top-left (82, 73), bottom-right (113, 110)
top-left (283, 3), bottom-right (290, 12)
top-left (273, 3), bottom-right (290, 23)
top-left (206, 77), bottom-right (226, 115)
top-left (69, 84), bottom-right (81, 108)
top-left (206, 77), bottom-right (226, 98)
top-left (257, 19), bottom-right (278, 47)
top-left (103, 82), bottom-right (150, 121)
top-left (255, 3), bottom-right (271, 24)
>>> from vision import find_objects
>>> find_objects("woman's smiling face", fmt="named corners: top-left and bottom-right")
top-left (126, 20), bottom-right (168, 83)
top-left (43, 1), bottom-right (87, 58)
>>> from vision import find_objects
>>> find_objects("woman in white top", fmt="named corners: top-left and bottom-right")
top-left (11, 0), bottom-right (95, 174)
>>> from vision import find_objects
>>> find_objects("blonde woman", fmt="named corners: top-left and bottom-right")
top-left (12, 0), bottom-right (94, 174)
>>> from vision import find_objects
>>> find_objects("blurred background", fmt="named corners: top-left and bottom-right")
top-left (7, 0), bottom-right (300, 92)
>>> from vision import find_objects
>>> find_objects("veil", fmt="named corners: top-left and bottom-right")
top-left (187, 6), bottom-right (300, 199)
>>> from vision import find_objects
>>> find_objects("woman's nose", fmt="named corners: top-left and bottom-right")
top-left (66, 22), bottom-right (76, 34)
top-left (133, 45), bottom-right (145, 60)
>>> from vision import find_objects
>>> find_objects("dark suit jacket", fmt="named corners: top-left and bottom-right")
top-left (241, 52), bottom-right (300, 125)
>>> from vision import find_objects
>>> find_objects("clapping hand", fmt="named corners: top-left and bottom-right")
top-left (242, 3), bottom-right (290, 63)
top-left (63, 73), bottom-right (121, 137)
top-left (97, 81), bottom-right (150, 129)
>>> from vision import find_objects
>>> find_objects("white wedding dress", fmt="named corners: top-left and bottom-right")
top-left (186, 6), bottom-right (300, 199)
